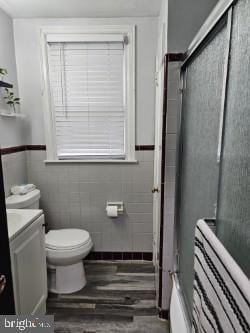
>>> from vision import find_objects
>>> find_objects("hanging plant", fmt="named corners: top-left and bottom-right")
top-left (4, 88), bottom-right (20, 113)
top-left (0, 68), bottom-right (8, 81)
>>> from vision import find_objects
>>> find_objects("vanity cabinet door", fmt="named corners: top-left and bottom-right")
top-left (10, 215), bottom-right (47, 314)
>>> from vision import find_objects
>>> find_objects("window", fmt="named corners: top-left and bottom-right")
top-left (41, 27), bottom-right (135, 161)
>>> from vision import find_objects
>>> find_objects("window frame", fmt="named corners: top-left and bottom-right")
top-left (40, 25), bottom-right (136, 162)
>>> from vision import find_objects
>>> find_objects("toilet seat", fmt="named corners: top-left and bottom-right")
top-left (45, 228), bottom-right (93, 268)
top-left (46, 228), bottom-right (91, 250)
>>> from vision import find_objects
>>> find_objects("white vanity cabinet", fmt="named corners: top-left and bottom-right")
top-left (9, 214), bottom-right (47, 314)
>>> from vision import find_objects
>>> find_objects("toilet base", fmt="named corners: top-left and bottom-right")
top-left (48, 261), bottom-right (86, 294)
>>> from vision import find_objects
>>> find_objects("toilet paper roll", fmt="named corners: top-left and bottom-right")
top-left (106, 205), bottom-right (118, 217)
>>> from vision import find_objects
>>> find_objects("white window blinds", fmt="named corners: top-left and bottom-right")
top-left (47, 41), bottom-right (126, 159)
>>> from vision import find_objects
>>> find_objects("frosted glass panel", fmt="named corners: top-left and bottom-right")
top-left (216, 0), bottom-right (250, 277)
top-left (178, 25), bottom-right (227, 315)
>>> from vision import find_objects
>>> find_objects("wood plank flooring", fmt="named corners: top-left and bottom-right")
top-left (47, 261), bottom-right (169, 333)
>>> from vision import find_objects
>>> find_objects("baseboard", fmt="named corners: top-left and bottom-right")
top-left (158, 309), bottom-right (169, 320)
top-left (85, 251), bottom-right (153, 261)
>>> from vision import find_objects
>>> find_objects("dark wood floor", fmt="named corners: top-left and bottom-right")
top-left (47, 261), bottom-right (169, 333)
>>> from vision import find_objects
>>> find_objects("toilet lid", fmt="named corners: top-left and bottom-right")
top-left (46, 229), bottom-right (91, 250)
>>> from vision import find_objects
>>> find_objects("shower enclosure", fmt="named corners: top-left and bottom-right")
top-left (175, 0), bottom-right (250, 321)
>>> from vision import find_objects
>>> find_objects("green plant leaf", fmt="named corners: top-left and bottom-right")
top-left (0, 68), bottom-right (7, 75)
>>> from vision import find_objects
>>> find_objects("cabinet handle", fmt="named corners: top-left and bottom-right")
top-left (0, 275), bottom-right (6, 294)
top-left (152, 187), bottom-right (160, 193)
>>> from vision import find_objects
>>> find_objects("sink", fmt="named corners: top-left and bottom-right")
top-left (7, 211), bottom-right (23, 224)
top-left (7, 211), bottom-right (24, 238)
top-left (6, 209), bottom-right (43, 241)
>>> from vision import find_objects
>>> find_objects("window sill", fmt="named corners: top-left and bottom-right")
top-left (44, 159), bottom-right (138, 164)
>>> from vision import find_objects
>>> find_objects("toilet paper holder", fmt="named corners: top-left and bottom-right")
top-left (106, 201), bottom-right (124, 214)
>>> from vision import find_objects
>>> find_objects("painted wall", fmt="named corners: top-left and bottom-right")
top-left (0, 8), bottom-right (27, 195)
top-left (12, 17), bottom-right (158, 252)
top-left (13, 17), bottom-right (158, 145)
top-left (168, 0), bottom-right (218, 52)
top-left (0, 8), bottom-right (27, 148)
top-left (157, 0), bottom-right (168, 59)
top-left (2, 151), bottom-right (27, 197)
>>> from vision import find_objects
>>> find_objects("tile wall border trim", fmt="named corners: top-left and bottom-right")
top-left (135, 145), bottom-right (155, 151)
top-left (0, 145), bottom-right (46, 155)
top-left (1, 145), bottom-right (154, 155)
top-left (167, 53), bottom-right (187, 62)
top-left (0, 145), bottom-right (27, 155)
top-left (26, 145), bottom-right (47, 151)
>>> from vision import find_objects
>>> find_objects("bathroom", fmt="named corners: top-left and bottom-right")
top-left (0, 0), bottom-right (249, 332)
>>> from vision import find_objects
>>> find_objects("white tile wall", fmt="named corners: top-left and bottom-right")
top-left (161, 61), bottom-right (181, 308)
top-left (166, 134), bottom-right (177, 150)
top-left (26, 150), bottom-right (154, 252)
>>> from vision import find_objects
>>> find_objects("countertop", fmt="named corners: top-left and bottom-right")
top-left (7, 209), bottom-right (43, 241)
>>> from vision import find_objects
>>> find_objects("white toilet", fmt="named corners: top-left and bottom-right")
top-left (6, 189), bottom-right (93, 294)
top-left (45, 228), bottom-right (92, 293)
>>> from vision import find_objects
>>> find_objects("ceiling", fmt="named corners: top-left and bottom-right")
top-left (0, 0), bottom-right (162, 18)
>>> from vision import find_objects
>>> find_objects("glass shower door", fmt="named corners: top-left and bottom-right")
top-left (175, 0), bottom-right (250, 321)
top-left (216, 0), bottom-right (250, 278)
top-left (177, 21), bottom-right (228, 316)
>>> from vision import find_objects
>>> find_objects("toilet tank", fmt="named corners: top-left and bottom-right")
top-left (6, 189), bottom-right (41, 209)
